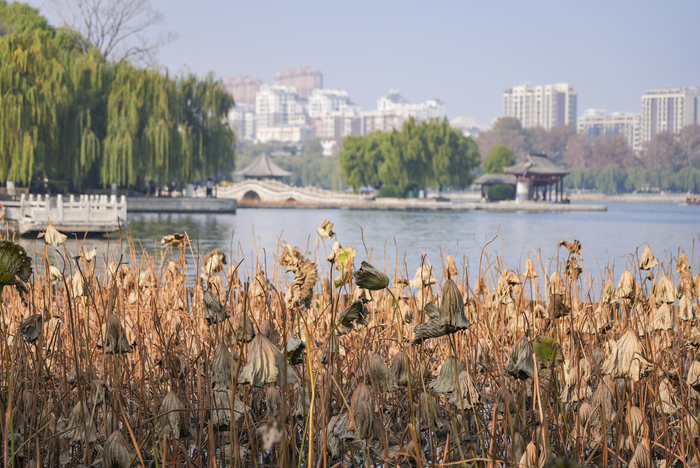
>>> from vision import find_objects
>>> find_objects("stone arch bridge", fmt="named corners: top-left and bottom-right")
top-left (216, 179), bottom-right (370, 208)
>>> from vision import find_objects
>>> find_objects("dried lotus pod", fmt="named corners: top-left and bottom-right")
top-left (353, 261), bottom-right (389, 291)
top-left (161, 233), bottom-right (187, 247)
top-left (565, 257), bottom-right (582, 280)
top-left (412, 278), bottom-right (470, 344)
top-left (390, 350), bottom-right (410, 386)
top-left (430, 357), bottom-right (463, 394)
top-left (158, 391), bottom-right (192, 439)
top-left (417, 391), bottom-right (443, 432)
top-left (366, 353), bottom-right (397, 393)
top-left (103, 431), bottom-right (133, 468)
top-left (558, 239), bottom-right (582, 256)
top-left (449, 370), bottom-right (481, 410)
top-left (505, 336), bottom-right (535, 380)
top-left (348, 383), bottom-right (374, 440)
top-left (639, 245), bottom-right (658, 270)
top-left (601, 329), bottom-right (651, 381)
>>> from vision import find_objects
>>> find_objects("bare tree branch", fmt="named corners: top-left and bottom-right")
top-left (45, 0), bottom-right (177, 63)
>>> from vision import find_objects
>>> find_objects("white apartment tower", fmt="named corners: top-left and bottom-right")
top-left (255, 84), bottom-right (302, 128)
top-left (577, 109), bottom-right (641, 152)
top-left (503, 83), bottom-right (577, 129)
top-left (640, 87), bottom-right (700, 144)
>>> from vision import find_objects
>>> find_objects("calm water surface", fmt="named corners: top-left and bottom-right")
top-left (17, 202), bottom-right (700, 284)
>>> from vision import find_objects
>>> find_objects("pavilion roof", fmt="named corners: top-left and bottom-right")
top-left (503, 153), bottom-right (569, 177)
top-left (237, 152), bottom-right (292, 178)
top-left (474, 173), bottom-right (517, 186)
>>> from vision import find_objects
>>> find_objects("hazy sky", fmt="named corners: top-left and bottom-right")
top-left (28, 0), bottom-right (700, 124)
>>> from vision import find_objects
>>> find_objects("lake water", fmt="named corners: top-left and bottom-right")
top-left (15, 202), bottom-right (700, 287)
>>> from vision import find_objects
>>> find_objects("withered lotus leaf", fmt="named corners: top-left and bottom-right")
top-left (158, 391), bottom-right (192, 439)
top-left (265, 385), bottom-right (283, 414)
top-left (655, 275), bottom-right (677, 304)
top-left (348, 383), bottom-right (374, 441)
top-left (651, 303), bottom-right (673, 331)
top-left (286, 335), bottom-right (306, 366)
top-left (203, 249), bottom-right (227, 275)
top-left (211, 343), bottom-right (235, 389)
top-left (495, 387), bottom-right (516, 415)
top-left (684, 414), bottom-right (700, 439)
top-left (430, 357), bottom-right (463, 394)
top-left (317, 219), bottom-right (335, 239)
top-left (601, 329), bottom-right (651, 381)
top-left (43, 223), bottom-right (67, 247)
top-left (104, 314), bottom-right (132, 354)
top-left (629, 442), bottom-right (651, 468)
top-left (285, 260), bottom-right (317, 311)
top-left (547, 294), bottom-right (570, 319)
top-left (602, 278), bottom-right (616, 304)
top-left (565, 257), bottom-right (582, 280)
top-left (390, 350), bottom-right (410, 386)
top-left (548, 271), bottom-right (564, 296)
top-left (18, 314), bottom-right (43, 344)
top-left (615, 271), bottom-right (636, 301)
top-left (63, 401), bottom-right (97, 443)
top-left (525, 258), bottom-right (539, 279)
top-left (449, 370), bottom-right (481, 410)
top-left (103, 430), bottom-right (133, 468)
top-left (412, 279), bottom-right (470, 344)
top-left (679, 294), bottom-right (697, 322)
top-left (212, 388), bottom-right (249, 428)
top-left (353, 261), bottom-right (389, 291)
top-left (505, 336), bottom-right (535, 380)
top-left (639, 245), bottom-right (658, 270)
top-left (474, 338), bottom-right (493, 373)
top-left (240, 334), bottom-right (277, 387)
top-left (677, 252), bottom-right (691, 274)
top-left (659, 378), bottom-right (678, 415)
top-left (366, 352), bottom-right (397, 393)
top-left (686, 360), bottom-right (700, 395)
top-left (203, 289), bottom-right (231, 326)
top-left (417, 391), bottom-right (444, 431)
top-left (336, 299), bottom-right (369, 335)
top-left (446, 255), bottom-right (459, 278)
top-left (409, 264), bottom-right (437, 288)
top-left (497, 276), bottom-right (514, 304)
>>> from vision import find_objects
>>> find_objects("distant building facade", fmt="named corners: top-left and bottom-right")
top-left (255, 84), bottom-right (305, 128)
top-left (503, 83), bottom-right (577, 130)
top-left (275, 67), bottom-right (323, 99)
top-left (640, 87), bottom-right (700, 144)
top-left (577, 109), bottom-right (641, 152)
top-left (362, 90), bottom-right (446, 135)
top-left (222, 76), bottom-right (262, 106)
top-left (228, 104), bottom-right (257, 141)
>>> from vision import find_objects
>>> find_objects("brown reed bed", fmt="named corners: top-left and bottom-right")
top-left (0, 221), bottom-right (699, 468)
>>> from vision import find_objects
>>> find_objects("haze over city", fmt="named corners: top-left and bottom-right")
top-left (27, 0), bottom-right (700, 125)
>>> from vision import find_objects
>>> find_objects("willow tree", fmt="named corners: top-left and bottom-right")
top-left (0, 27), bottom-right (70, 185)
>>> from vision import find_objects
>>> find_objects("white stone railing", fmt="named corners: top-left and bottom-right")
top-left (3, 194), bottom-right (127, 225)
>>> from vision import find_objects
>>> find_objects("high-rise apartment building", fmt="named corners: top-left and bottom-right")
top-left (577, 109), bottom-right (641, 152)
top-left (228, 104), bottom-right (256, 141)
top-left (274, 67), bottom-right (323, 99)
top-left (255, 85), bottom-right (304, 128)
top-left (222, 76), bottom-right (262, 106)
top-left (503, 83), bottom-right (577, 129)
top-left (361, 90), bottom-right (446, 134)
top-left (308, 89), bottom-right (357, 118)
top-left (640, 87), bottom-right (700, 144)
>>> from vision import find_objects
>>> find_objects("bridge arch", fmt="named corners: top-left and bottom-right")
top-left (284, 197), bottom-right (296, 206)
top-left (242, 190), bottom-right (260, 202)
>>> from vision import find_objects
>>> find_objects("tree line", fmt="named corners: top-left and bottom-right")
top-left (338, 118), bottom-right (480, 196)
top-left (478, 117), bottom-right (700, 193)
top-left (0, 2), bottom-right (235, 192)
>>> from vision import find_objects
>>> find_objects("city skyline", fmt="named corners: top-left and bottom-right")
top-left (23, 0), bottom-right (700, 126)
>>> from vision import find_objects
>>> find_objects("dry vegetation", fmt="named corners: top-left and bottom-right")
top-left (1, 222), bottom-right (699, 468)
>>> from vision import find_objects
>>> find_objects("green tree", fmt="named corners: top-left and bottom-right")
top-left (595, 164), bottom-right (627, 193)
top-left (429, 118), bottom-right (480, 192)
top-left (483, 143), bottom-right (514, 174)
top-left (674, 166), bottom-right (700, 192)
top-left (624, 166), bottom-right (648, 191)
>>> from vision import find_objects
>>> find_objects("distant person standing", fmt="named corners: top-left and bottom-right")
top-left (206, 178), bottom-right (213, 198)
